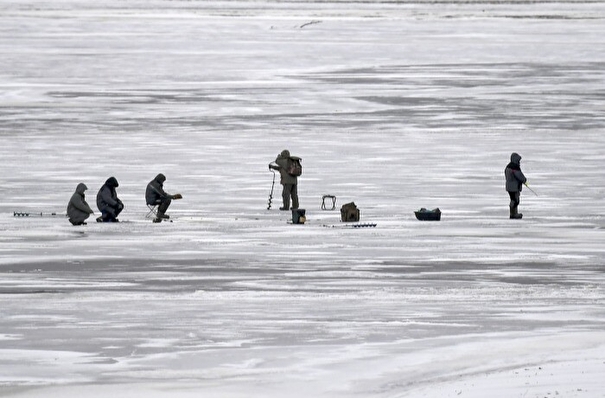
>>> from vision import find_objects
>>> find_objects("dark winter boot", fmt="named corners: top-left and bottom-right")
top-left (157, 212), bottom-right (170, 219)
top-left (510, 206), bottom-right (523, 219)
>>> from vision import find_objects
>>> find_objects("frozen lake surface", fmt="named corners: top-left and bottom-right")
top-left (1, 1), bottom-right (605, 397)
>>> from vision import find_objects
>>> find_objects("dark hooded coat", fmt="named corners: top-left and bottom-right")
top-left (146, 173), bottom-right (171, 205)
top-left (504, 152), bottom-right (527, 192)
top-left (97, 177), bottom-right (122, 213)
top-left (274, 149), bottom-right (298, 185)
top-left (67, 183), bottom-right (94, 224)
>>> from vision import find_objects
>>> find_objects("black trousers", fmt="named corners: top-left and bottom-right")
top-left (151, 198), bottom-right (172, 214)
top-left (508, 191), bottom-right (521, 215)
top-left (101, 203), bottom-right (123, 221)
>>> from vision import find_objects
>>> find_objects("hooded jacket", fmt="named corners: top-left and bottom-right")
top-left (505, 152), bottom-right (527, 192)
top-left (146, 173), bottom-right (171, 205)
top-left (274, 149), bottom-right (298, 185)
top-left (97, 177), bottom-right (122, 211)
top-left (67, 183), bottom-right (94, 223)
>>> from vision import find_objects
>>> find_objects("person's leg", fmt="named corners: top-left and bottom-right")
top-left (157, 198), bottom-right (172, 217)
top-left (508, 191), bottom-right (521, 219)
top-left (280, 184), bottom-right (291, 210)
top-left (70, 213), bottom-right (89, 225)
top-left (515, 192), bottom-right (522, 218)
top-left (103, 207), bottom-right (118, 222)
top-left (290, 184), bottom-right (299, 209)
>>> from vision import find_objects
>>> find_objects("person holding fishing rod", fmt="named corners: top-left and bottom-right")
top-left (505, 152), bottom-right (532, 219)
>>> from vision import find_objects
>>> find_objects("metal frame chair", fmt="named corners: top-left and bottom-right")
top-left (146, 204), bottom-right (159, 219)
top-left (321, 195), bottom-right (337, 210)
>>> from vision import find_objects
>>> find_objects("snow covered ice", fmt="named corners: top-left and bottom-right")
top-left (1, 1), bottom-right (605, 397)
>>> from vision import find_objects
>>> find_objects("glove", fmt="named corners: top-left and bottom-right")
top-left (172, 193), bottom-right (183, 200)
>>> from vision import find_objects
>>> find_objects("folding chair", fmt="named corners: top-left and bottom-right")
top-left (321, 195), bottom-right (337, 210)
top-left (146, 204), bottom-right (159, 220)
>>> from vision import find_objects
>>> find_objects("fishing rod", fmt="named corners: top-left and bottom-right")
top-left (524, 182), bottom-right (538, 197)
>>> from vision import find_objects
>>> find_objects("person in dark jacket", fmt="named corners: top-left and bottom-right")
top-left (96, 176), bottom-right (123, 222)
top-left (269, 149), bottom-right (299, 210)
top-left (504, 152), bottom-right (527, 219)
top-left (67, 183), bottom-right (94, 225)
top-left (146, 173), bottom-right (178, 221)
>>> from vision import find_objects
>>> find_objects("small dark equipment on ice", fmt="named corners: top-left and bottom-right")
top-left (340, 202), bottom-right (360, 222)
top-left (292, 209), bottom-right (306, 224)
top-left (414, 208), bottom-right (441, 221)
top-left (321, 195), bottom-right (337, 210)
top-left (323, 222), bottom-right (376, 229)
top-left (14, 211), bottom-right (64, 217)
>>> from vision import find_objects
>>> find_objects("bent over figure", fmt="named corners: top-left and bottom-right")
top-left (504, 152), bottom-right (527, 219)
top-left (67, 183), bottom-right (94, 225)
top-left (146, 173), bottom-right (176, 221)
top-left (96, 176), bottom-right (123, 222)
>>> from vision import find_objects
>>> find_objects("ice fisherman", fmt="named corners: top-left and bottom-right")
top-left (145, 173), bottom-right (181, 222)
top-left (66, 183), bottom-right (95, 225)
top-left (96, 176), bottom-right (124, 222)
top-left (269, 149), bottom-right (301, 211)
top-left (504, 152), bottom-right (527, 219)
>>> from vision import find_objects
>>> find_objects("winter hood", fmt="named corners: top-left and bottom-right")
top-left (75, 183), bottom-right (88, 195)
top-left (154, 173), bottom-right (166, 184)
top-left (105, 176), bottom-right (119, 188)
top-left (510, 152), bottom-right (522, 165)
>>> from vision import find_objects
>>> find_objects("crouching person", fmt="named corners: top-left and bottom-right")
top-left (96, 176), bottom-right (124, 222)
top-left (67, 183), bottom-right (94, 225)
top-left (146, 173), bottom-right (181, 222)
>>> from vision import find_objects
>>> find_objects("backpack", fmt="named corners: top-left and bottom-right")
top-left (287, 157), bottom-right (302, 177)
top-left (340, 202), bottom-right (360, 222)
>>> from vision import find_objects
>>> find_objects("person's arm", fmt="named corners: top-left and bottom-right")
top-left (101, 187), bottom-right (118, 207)
top-left (149, 181), bottom-right (171, 199)
top-left (73, 196), bottom-right (94, 214)
top-left (514, 169), bottom-right (527, 184)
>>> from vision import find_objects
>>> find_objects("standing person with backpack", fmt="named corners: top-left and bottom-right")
top-left (504, 152), bottom-right (527, 219)
top-left (269, 149), bottom-right (301, 211)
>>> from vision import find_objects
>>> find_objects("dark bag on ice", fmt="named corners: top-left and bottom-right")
top-left (340, 202), bottom-right (360, 222)
top-left (287, 157), bottom-right (302, 177)
top-left (414, 207), bottom-right (441, 221)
